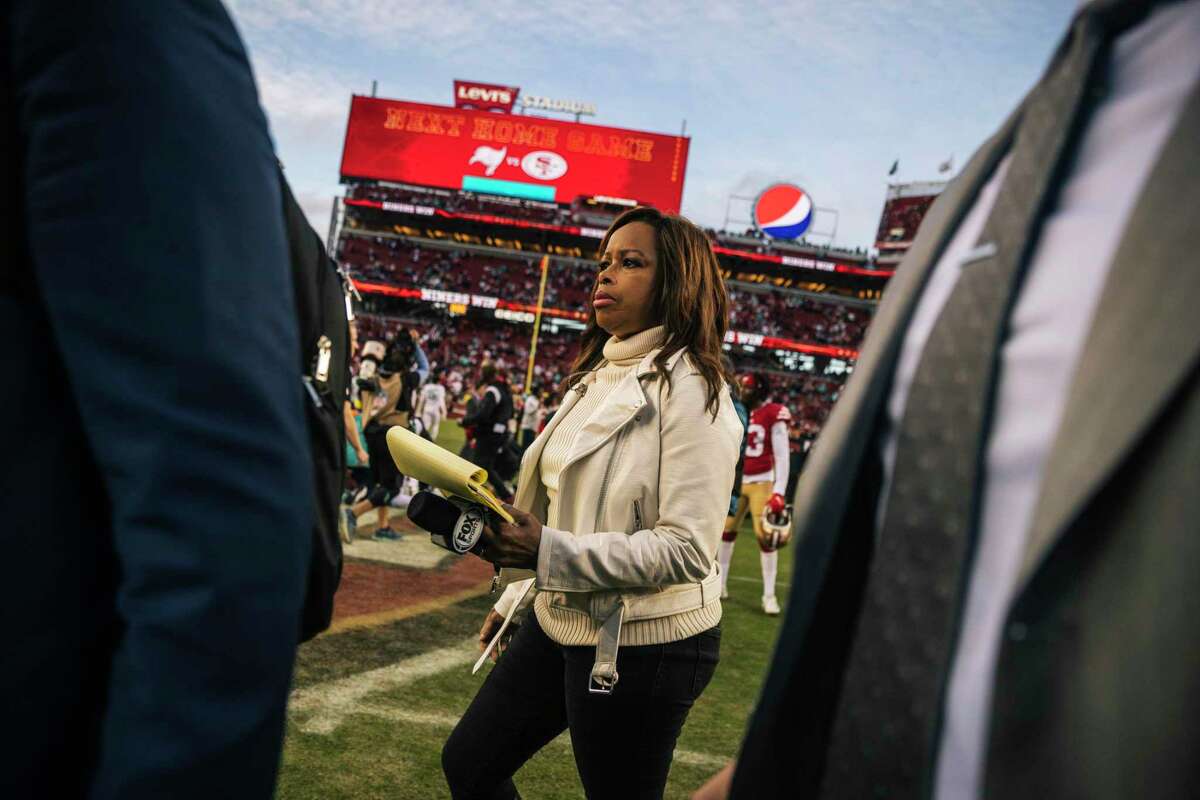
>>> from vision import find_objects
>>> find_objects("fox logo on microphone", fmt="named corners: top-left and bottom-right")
top-left (452, 506), bottom-right (486, 554)
top-left (468, 145), bottom-right (507, 176)
top-left (407, 491), bottom-right (489, 555)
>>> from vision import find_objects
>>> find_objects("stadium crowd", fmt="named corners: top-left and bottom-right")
top-left (346, 182), bottom-right (571, 225)
top-left (727, 286), bottom-right (871, 346)
top-left (875, 193), bottom-right (940, 244)
top-left (354, 308), bottom-right (844, 448)
top-left (340, 234), bottom-right (594, 313)
top-left (340, 233), bottom-right (871, 346)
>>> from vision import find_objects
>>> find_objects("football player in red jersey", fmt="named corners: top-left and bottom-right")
top-left (719, 373), bottom-right (792, 615)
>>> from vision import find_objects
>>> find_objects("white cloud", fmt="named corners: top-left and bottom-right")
top-left (226, 0), bottom-right (1074, 248)
top-left (294, 187), bottom-right (340, 241)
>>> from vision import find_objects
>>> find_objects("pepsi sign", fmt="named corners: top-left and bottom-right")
top-left (753, 183), bottom-right (814, 240)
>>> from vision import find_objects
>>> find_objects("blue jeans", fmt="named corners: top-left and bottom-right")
top-left (443, 614), bottom-right (721, 799)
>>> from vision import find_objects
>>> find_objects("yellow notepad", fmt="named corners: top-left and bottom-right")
top-left (385, 426), bottom-right (514, 523)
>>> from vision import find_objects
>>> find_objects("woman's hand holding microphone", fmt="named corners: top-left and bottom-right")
top-left (473, 503), bottom-right (542, 569)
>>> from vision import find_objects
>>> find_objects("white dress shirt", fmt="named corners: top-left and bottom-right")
top-left (873, 3), bottom-right (1200, 797)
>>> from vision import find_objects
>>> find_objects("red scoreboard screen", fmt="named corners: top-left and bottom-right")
top-left (340, 96), bottom-right (690, 212)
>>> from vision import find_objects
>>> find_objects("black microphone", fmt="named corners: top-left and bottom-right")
top-left (406, 491), bottom-right (488, 555)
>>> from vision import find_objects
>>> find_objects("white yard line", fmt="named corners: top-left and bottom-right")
top-left (289, 638), bottom-right (478, 734)
top-left (291, 644), bottom-right (728, 769)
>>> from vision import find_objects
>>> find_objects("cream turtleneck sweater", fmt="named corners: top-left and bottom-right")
top-left (539, 325), bottom-right (665, 527)
top-left (531, 325), bottom-right (723, 647)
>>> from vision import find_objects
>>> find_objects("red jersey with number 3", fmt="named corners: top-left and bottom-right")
top-left (743, 403), bottom-right (792, 476)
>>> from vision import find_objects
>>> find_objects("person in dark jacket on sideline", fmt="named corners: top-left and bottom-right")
top-left (3, 1), bottom-right (312, 797)
top-left (462, 363), bottom-right (515, 501)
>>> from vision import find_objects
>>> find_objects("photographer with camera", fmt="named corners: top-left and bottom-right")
top-left (342, 327), bottom-right (428, 540)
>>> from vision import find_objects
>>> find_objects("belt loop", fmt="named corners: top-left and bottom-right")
top-left (589, 601), bottom-right (626, 695)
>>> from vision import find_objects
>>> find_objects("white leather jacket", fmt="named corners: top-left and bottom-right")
top-left (492, 347), bottom-right (742, 687)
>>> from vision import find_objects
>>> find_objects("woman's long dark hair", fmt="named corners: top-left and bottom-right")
top-left (565, 206), bottom-right (731, 417)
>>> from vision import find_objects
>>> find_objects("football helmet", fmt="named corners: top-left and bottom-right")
top-left (758, 503), bottom-right (793, 551)
top-left (738, 372), bottom-right (770, 408)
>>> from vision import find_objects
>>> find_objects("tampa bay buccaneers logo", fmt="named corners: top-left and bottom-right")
top-left (468, 145), bottom-right (507, 176)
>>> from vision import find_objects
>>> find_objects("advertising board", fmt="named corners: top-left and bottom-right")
top-left (340, 96), bottom-right (690, 212)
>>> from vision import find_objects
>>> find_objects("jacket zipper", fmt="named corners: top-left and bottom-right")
top-left (633, 499), bottom-right (643, 531)
top-left (593, 423), bottom-right (632, 533)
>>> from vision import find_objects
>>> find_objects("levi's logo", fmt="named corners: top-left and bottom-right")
top-left (457, 85), bottom-right (513, 105)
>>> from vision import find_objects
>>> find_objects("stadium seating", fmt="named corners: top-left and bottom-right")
top-left (727, 287), bottom-right (871, 347)
top-left (341, 233), bottom-right (871, 345)
top-left (356, 312), bottom-right (579, 392)
top-left (875, 194), bottom-right (939, 244)
top-left (342, 226), bottom-right (865, 447)
top-left (357, 307), bottom-right (844, 447)
top-left (346, 183), bottom-right (570, 225)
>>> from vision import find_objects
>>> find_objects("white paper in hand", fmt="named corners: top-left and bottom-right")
top-left (473, 580), bottom-right (535, 673)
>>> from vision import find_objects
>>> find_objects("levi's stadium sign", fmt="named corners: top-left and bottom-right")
top-left (518, 94), bottom-right (596, 116)
top-left (340, 95), bottom-right (690, 212)
top-left (453, 80), bottom-right (519, 113)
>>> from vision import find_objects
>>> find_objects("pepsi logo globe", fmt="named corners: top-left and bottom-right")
top-left (753, 183), bottom-right (814, 240)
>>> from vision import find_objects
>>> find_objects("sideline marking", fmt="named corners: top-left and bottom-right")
top-left (289, 638), bottom-right (478, 734)
top-left (290, 646), bottom-right (728, 769)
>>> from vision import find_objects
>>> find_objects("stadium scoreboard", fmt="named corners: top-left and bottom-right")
top-left (340, 95), bottom-right (690, 212)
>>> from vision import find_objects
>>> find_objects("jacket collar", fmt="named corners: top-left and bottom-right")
top-left (636, 345), bottom-right (687, 378)
top-left (512, 346), bottom-right (685, 512)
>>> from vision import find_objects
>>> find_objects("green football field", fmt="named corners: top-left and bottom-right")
top-left (277, 421), bottom-right (791, 799)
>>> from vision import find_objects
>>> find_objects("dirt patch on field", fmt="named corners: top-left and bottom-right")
top-left (333, 557), bottom-right (494, 621)
top-left (332, 513), bottom-right (496, 623)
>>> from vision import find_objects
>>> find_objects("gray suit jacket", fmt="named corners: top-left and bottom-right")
top-left (730, 79), bottom-right (1200, 799)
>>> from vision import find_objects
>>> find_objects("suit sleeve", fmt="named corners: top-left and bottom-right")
top-left (535, 372), bottom-right (742, 590)
top-left (12, 1), bottom-right (311, 796)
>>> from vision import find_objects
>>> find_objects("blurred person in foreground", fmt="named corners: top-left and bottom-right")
top-left (441, 207), bottom-right (743, 799)
top-left (696, 1), bottom-right (1200, 798)
top-left (2, 1), bottom-right (312, 797)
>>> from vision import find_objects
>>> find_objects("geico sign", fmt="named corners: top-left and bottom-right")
top-left (457, 85), bottom-right (514, 106)
top-left (519, 95), bottom-right (597, 116)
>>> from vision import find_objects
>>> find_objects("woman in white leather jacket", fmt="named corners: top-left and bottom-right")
top-left (442, 207), bottom-right (744, 800)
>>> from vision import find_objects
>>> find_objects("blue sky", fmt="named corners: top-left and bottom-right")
top-left (226, 0), bottom-right (1076, 250)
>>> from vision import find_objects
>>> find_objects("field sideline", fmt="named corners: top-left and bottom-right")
top-left (277, 421), bottom-right (792, 799)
